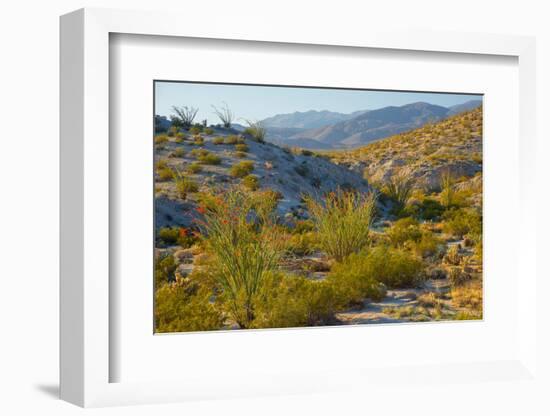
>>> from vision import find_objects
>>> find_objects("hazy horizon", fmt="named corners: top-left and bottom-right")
top-left (155, 81), bottom-right (482, 124)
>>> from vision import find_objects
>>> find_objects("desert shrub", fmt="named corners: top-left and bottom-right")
top-left (154, 252), bottom-right (177, 287)
top-left (204, 127), bottom-right (215, 135)
top-left (286, 232), bottom-right (318, 256)
top-left (155, 282), bottom-right (223, 333)
top-left (224, 135), bottom-right (240, 145)
top-left (190, 148), bottom-right (209, 158)
top-left (328, 252), bottom-right (387, 305)
top-left (234, 151), bottom-right (247, 158)
top-left (384, 173), bottom-right (414, 214)
top-left (186, 162), bottom-right (203, 174)
top-left (442, 208), bottom-right (482, 239)
top-left (167, 126), bottom-right (179, 137)
top-left (243, 120), bottom-right (266, 143)
top-left (416, 198), bottom-right (445, 220)
top-left (252, 274), bottom-right (344, 328)
top-left (198, 153), bottom-right (222, 165)
top-left (174, 132), bottom-right (186, 142)
top-left (173, 170), bottom-right (199, 199)
top-left (193, 135), bottom-right (205, 145)
top-left (444, 244), bottom-right (462, 265)
top-left (305, 189), bottom-right (376, 262)
top-left (158, 227), bottom-right (180, 245)
top-left (171, 105), bottom-right (198, 129)
top-left (235, 143), bottom-right (249, 152)
top-left (189, 125), bottom-right (202, 135)
top-left (230, 160), bottom-right (254, 178)
top-left (292, 219), bottom-right (315, 234)
top-left (300, 149), bottom-right (314, 156)
top-left (198, 188), bottom-right (286, 328)
top-left (212, 136), bottom-right (225, 145)
top-left (155, 134), bottom-right (169, 145)
top-left (170, 148), bottom-right (185, 158)
top-left (242, 174), bottom-right (260, 191)
top-left (387, 218), bottom-right (422, 247)
top-left (410, 231), bottom-right (442, 258)
top-left (157, 167), bottom-right (174, 182)
top-left (355, 245), bottom-right (423, 288)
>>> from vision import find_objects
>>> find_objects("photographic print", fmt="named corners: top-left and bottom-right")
top-left (154, 81), bottom-right (483, 333)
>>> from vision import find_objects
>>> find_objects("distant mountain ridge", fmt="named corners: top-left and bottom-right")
top-left (262, 99), bottom-right (482, 149)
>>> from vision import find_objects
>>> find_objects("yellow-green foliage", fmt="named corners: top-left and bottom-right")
top-left (198, 188), bottom-right (286, 328)
top-left (451, 279), bottom-right (482, 313)
top-left (158, 227), bottom-right (180, 245)
top-left (328, 252), bottom-right (387, 305)
top-left (189, 126), bottom-right (202, 135)
top-left (157, 166), bottom-right (174, 181)
top-left (243, 120), bottom-right (266, 143)
top-left (154, 253), bottom-right (177, 287)
top-left (252, 274), bottom-right (344, 328)
top-left (173, 170), bottom-right (199, 199)
top-left (286, 232), bottom-right (318, 256)
top-left (230, 160), bottom-right (254, 178)
top-left (186, 162), bottom-right (203, 174)
top-left (212, 136), bottom-right (225, 145)
top-left (155, 282), bottom-right (223, 333)
top-left (242, 174), bottom-right (259, 191)
top-left (224, 135), bottom-right (240, 145)
top-left (356, 245), bottom-right (423, 288)
top-left (235, 143), bottom-right (249, 152)
top-left (305, 189), bottom-right (376, 262)
top-left (384, 173), bottom-right (414, 212)
top-left (387, 217), bottom-right (422, 246)
top-left (170, 148), bottom-right (185, 158)
top-left (439, 171), bottom-right (457, 208)
top-left (155, 134), bottom-right (169, 144)
top-left (443, 208), bottom-right (482, 239)
top-left (198, 152), bottom-right (222, 165)
top-left (204, 127), bottom-right (214, 135)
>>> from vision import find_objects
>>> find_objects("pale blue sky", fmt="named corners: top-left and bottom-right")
top-left (155, 81), bottom-right (481, 123)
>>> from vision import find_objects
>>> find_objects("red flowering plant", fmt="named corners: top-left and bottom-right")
top-left (196, 187), bottom-right (286, 329)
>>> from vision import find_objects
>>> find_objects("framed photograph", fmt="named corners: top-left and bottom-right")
top-left (60, 8), bottom-right (538, 407)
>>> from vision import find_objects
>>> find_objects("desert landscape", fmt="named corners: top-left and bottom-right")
top-left (153, 84), bottom-right (483, 333)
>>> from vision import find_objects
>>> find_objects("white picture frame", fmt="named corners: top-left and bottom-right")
top-left (60, 7), bottom-right (538, 407)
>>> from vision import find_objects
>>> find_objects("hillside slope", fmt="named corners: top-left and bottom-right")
top-left (326, 106), bottom-right (482, 190)
top-left (154, 129), bottom-right (370, 229)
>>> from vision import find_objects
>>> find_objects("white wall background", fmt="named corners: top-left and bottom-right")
top-left (0, 1), bottom-right (548, 415)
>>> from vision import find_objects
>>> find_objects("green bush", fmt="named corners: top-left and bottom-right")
top-left (224, 135), bottom-right (240, 145)
top-left (212, 136), bottom-right (225, 145)
top-left (384, 173), bottom-right (414, 214)
top-left (158, 227), bottom-right (180, 245)
top-left (155, 134), bottom-right (169, 144)
top-left (190, 148), bottom-right (209, 158)
top-left (243, 120), bottom-right (266, 143)
top-left (387, 217), bottom-right (422, 247)
top-left (154, 253), bottom-right (177, 287)
top-left (242, 174), bottom-right (260, 191)
top-left (252, 274), bottom-right (344, 328)
top-left (328, 252), bottom-right (387, 305)
top-left (155, 282), bottom-right (223, 333)
top-left (170, 148), bottom-right (185, 158)
top-left (442, 208), bottom-right (482, 239)
top-left (198, 153), bottom-right (222, 165)
top-left (193, 135), bottom-right (205, 145)
top-left (186, 162), bottom-right (203, 174)
top-left (362, 245), bottom-right (424, 288)
top-left (189, 126), bottom-right (202, 135)
top-left (305, 189), bottom-right (376, 262)
top-left (230, 160), bottom-right (254, 178)
top-left (235, 143), bottom-right (249, 152)
top-left (174, 132), bottom-right (186, 143)
top-left (409, 231), bottom-right (442, 258)
top-left (234, 151), bottom-right (247, 158)
top-left (157, 167), bottom-right (174, 181)
top-left (286, 232), bottom-right (318, 255)
top-left (204, 127), bottom-right (214, 135)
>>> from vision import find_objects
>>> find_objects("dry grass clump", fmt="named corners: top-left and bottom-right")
top-left (230, 160), bottom-right (254, 178)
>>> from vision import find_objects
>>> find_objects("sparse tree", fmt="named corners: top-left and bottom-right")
top-left (212, 102), bottom-right (234, 128)
top-left (171, 105), bottom-right (199, 129)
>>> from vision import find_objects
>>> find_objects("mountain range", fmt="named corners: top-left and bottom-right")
top-left (261, 99), bottom-right (482, 149)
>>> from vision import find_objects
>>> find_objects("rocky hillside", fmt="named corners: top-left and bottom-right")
top-left (154, 129), bottom-right (370, 229)
top-left (326, 106), bottom-right (482, 190)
